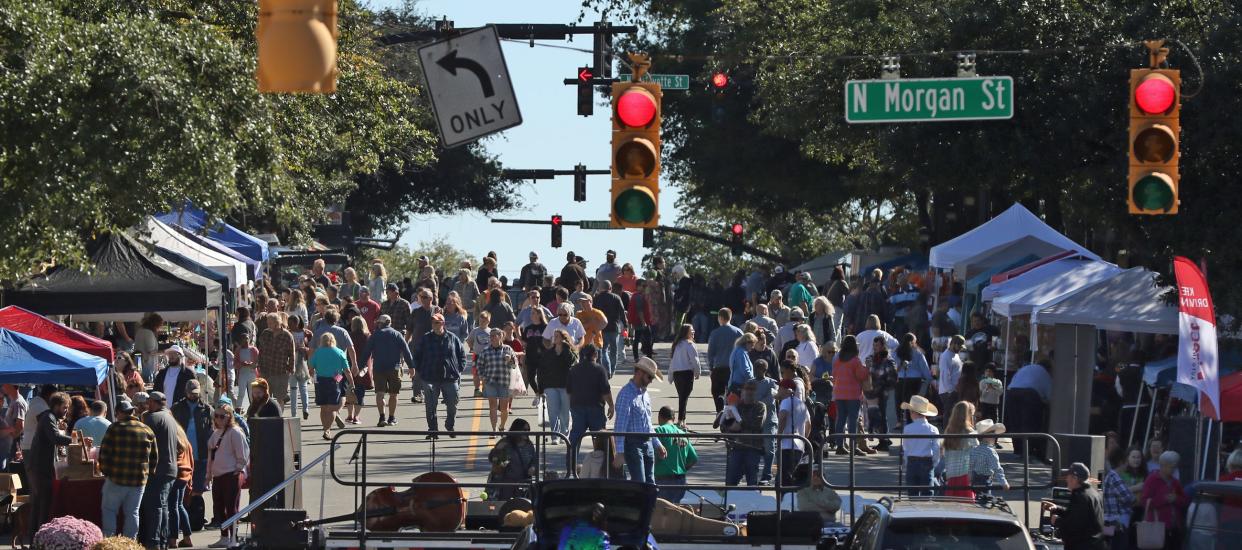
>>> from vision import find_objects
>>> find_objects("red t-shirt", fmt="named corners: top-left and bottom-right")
top-left (356, 297), bottom-right (381, 330)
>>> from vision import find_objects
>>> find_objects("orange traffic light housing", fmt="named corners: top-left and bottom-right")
top-left (1127, 55), bottom-right (1180, 214)
top-left (257, 0), bottom-right (339, 93)
top-left (610, 55), bottom-right (661, 229)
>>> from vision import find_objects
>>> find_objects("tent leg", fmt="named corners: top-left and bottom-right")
top-left (1001, 318), bottom-right (1011, 422)
top-left (1128, 383), bottom-right (1144, 448)
top-left (1143, 386), bottom-right (1159, 451)
top-left (1199, 418), bottom-right (1211, 480)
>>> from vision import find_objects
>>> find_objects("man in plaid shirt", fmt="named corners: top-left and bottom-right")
top-left (257, 313), bottom-right (296, 403)
top-left (98, 400), bottom-right (158, 539)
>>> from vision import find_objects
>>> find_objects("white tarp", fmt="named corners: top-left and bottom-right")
top-left (1033, 267), bottom-right (1178, 334)
top-left (929, 203), bottom-right (1101, 275)
top-left (137, 217), bottom-right (246, 289)
top-left (983, 257), bottom-right (1099, 302)
top-left (991, 260), bottom-right (1122, 318)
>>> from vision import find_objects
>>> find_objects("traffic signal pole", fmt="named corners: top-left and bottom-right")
top-left (488, 219), bottom-right (790, 265)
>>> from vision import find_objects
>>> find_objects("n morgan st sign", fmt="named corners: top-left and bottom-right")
top-left (845, 76), bottom-right (1013, 123)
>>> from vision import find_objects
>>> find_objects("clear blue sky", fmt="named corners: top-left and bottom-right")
top-left (369, 0), bottom-right (680, 277)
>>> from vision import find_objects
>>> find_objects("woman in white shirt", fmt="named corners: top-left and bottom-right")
top-left (777, 377), bottom-right (811, 487)
top-left (367, 262), bottom-right (387, 303)
top-left (134, 313), bottom-right (163, 382)
top-left (794, 324), bottom-right (820, 370)
top-left (206, 404), bottom-right (249, 548)
top-left (667, 324), bottom-right (701, 424)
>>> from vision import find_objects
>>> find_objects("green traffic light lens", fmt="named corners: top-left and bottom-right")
top-left (614, 188), bottom-right (656, 224)
top-left (1133, 174), bottom-right (1175, 212)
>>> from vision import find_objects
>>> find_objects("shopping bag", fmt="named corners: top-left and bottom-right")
top-left (508, 363), bottom-right (529, 397)
top-left (1135, 499), bottom-right (1166, 550)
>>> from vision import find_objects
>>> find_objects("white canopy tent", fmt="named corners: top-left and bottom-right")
top-left (792, 249), bottom-right (851, 286)
top-left (138, 217), bottom-right (247, 289)
top-left (991, 260), bottom-right (1122, 319)
top-left (982, 256), bottom-right (1101, 302)
top-left (930, 203), bottom-right (1101, 280)
top-left (1032, 267), bottom-right (1178, 334)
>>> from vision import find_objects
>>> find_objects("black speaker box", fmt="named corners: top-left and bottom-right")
top-left (250, 508), bottom-right (309, 550)
top-left (1053, 433), bottom-right (1105, 479)
top-left (465, 501), bottom-right (503, 530)
top-left (746, 511), bottom-right (822, 541)
top-left (249, 417), bottom-right (302, 509)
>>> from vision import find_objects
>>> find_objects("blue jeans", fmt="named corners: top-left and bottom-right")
top-left (289, 375), bottom-right (310, 415)
top-left (168, 478), bottom-right (191, 539)
top-left (569, 405), bottom-right (607, 458)
top-left (906, 457), bottom-right (936, 497)
top-left (726, 447), bottom-right (762, 486)
top-left (656, 474), bottom-right (687, 503)
top-left (692, 313), bottom-right (711, 343)
top-left (760, 421), bottom-right (777, 481)
top-left (422, 379), bottom-right (460, 431)
top-left (623, 439), bottom-right (656, 484)
top-left (602, 331), bottom-right (623, 376)
top-left (832, 400), bottom-right (862, 447)
top-left (138, 474), bottom-right (174, 546)
top-left (101, 479), bottom-right (145, 538)
top-left (543, 388), bottom-right (569, 435)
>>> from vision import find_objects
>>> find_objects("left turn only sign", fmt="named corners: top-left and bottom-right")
top-left (418, 26), bottom-right (522, 148)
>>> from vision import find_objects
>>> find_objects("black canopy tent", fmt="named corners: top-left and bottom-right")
top-left (2, 232), bottom-right (223, 320)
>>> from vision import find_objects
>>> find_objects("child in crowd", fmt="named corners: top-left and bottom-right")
top-left (979, 366), bottom-right (1004, 423)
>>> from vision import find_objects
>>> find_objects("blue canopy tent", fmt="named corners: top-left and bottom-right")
top-left (861, 252), bottom-right (928, 277)
top-left (0, 328), bottom-right (108, 386)
top-left (158, 205), bottom-right (269, 263)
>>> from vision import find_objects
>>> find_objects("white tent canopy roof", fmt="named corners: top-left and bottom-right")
top-left (991, 260), bottom-right (1122, 318)
top-left (983, 256), bottom-right (1098, 302)
top-left (929, 203), bottom-right (1100, 276)
top-left (1033, 267), bottom-right (1178, 334)
top-left (792, 249), bottom-right (851, 286)
top-left (137, 217), bottom-right (246, 289)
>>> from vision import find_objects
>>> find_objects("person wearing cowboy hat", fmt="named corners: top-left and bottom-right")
top-left (153, 345), bottom-right (196, 404)
top-left (613, 357), bottom-right (667, 484)
top-left (1043, 462), bottom-right (1106, 550)
top-left (900, 395), bottom-right (940, 496)
top-left (970, 419), bottom-right (1009, 493)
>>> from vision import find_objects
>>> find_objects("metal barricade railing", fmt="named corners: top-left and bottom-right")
top-left (221, 443), bottom-right (341, 534)
top-left (824, 432), bottom-right (1062, 526)
top-left (327, 429), bottom-right (573, 547)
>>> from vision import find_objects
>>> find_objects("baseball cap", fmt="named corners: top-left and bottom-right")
top-left (790, 308), bottom-right (806, 320)
top-left (116, 399), bottom-right (135, 413)
top-left (1067, 462), bottom-right (1092, 481)
top-left (529, 251), bottom-right (538, 258)
top-left (386, 283), bottom-right (399, 291)
top-left (164, 345), bottom-right (184, 358)
top-left (148, 391), bottom-right (167, 403)
top-left (431, 313), bottom-right (445, 323)
top-left (133, 392), bottom-right (150, 405)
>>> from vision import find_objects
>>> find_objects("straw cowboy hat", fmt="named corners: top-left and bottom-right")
top-left (634, 357), bottom-right (664, 382)
top-left (975, 419), bottom-right (1006, 436)
top-left (900, 395), bottom-right (939, 417)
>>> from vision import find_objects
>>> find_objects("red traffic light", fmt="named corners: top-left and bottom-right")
top-left (1135, 73), bottom-right (1176, 114)
top-left (730, 223), bottom-right (743, 236)
top-left (551, 214), bottom-right (563, 226)
top-left (711, 72), bottom-right (729, 89)
top-left (616, 87), bottom-right (657, 128)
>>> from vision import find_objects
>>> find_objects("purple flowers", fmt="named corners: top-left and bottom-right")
top-left (33, 516), bottom-right (103, 550)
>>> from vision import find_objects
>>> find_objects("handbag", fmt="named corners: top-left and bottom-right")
top-left (1135, 499), bottom-right (1166, 550)
top-left (508, 359), bottom-right (529, 397)
top-left (355, 367), bottom-right (374, 391)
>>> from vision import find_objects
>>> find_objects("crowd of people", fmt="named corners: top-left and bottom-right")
top-left (4, 247), bottom-right (1232, 550)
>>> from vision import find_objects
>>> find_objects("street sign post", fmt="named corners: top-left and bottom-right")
top-left (618, 73), bottom-right (689, 90)
top-left (418, 26), bottom-right (522, 147)
top-left (579, 220), bottom-right (622, 230)
top-left (844, 76), bottom-right (1014, 123)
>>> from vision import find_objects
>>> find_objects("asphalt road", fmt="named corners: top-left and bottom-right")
top-left (218, 341), bottom-right (1056, 542)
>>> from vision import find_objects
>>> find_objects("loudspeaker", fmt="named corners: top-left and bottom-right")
top-left (465, 501), bottom-right (503, 530)
top-left (249, 417), bottom-right (302, 509)
top-left (1167, 416), bottom-right (1216, 482)
top-left (1053, 433), bottom-right (1105, 479)
top-left (250, 508), bottom-right (309, 550)
top-left (745, 511), bottom-right (822, 541)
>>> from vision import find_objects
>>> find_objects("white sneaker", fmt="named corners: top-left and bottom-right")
top-left (532, 395), bottom-right (542, 407)
top-left (208, 536), bottom-right (235, 548)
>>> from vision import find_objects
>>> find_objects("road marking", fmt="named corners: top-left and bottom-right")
top-left (463, 391), bottom-right (485, 470)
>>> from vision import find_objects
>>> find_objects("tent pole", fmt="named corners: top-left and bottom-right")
top-left (1215, 421), bottom-right (1222, 481)
top-left (1199, 418), bottom-right (1211, 480)
top-left (1001, 318), bottom-right (1011, 422)
top-left (1128, 380), bottom-right (1144, 448)
top-left (1143, 386), bottom-right (1158, 452)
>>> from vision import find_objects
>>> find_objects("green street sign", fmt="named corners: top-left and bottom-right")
top-left (618, 73), bottom-right (690, 90)
top-left (844, 76), bottom-right (1014, 123)
top-left (579, 220), bottom-right (621, 230)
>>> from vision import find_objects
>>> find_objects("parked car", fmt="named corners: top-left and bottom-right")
top-left (839, 496), bottom-right (1035, 549)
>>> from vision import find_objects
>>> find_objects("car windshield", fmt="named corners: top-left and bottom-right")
top-left (882, 518), bottom-right (1028, 550)
top-left (1185, 493), bottom-right (1242, 549)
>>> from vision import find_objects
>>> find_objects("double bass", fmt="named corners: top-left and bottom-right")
top-left (359, 471), bottom-right (467, 532)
